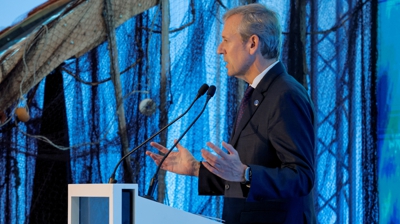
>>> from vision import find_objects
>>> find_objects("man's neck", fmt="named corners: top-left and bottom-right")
top-left (245, 58), bottom-right (277, 84)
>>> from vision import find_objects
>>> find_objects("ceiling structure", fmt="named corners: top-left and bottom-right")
top-left (0, 0), bottom-right (158, 112)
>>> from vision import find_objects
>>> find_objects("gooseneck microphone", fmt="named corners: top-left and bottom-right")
top-left (144, 85), bottom-right (217, 200)
top-left (108, 84), bottom-right (210, 183)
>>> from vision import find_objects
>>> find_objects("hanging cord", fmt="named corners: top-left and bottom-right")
top-left (1, 25), bottom-right (49, 128)
top-left (20, 25), bottom-right (50, 109)
top-left (15, 106), bottom-right (117, 150)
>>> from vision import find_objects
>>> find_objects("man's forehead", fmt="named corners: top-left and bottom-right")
top-left (222, 15), bottom-right (241, 37)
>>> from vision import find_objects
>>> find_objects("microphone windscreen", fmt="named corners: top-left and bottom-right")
top-left (197, 84), bottom-right (209, 97)
top-left (207, 85), bottom-right (216, 98)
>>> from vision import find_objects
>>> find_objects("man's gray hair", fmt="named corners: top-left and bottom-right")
top-left (224, 3), bottom-right (282, 59)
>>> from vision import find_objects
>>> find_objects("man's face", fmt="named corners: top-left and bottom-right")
top-left (217, 14), bottom-right (253, 79)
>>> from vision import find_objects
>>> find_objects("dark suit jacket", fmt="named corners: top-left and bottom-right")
top-left (198, 62), bottom-right (316, 224)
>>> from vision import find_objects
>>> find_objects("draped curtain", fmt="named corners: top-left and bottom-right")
top-left (0, 0), bottom-right (377, 223)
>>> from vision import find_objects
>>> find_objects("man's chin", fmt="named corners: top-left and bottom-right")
top-left (226, 69), bottom-right (244, 79)
top-left (229, 73), bottom-right (247, 82)
top-left (226, 70), bottom-right (236, 77)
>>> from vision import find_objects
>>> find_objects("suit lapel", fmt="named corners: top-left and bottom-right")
top-left (229, 62), bottom-right (287, 146)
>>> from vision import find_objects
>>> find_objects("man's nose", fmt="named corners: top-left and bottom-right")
top-left (217, 43), bottom-right (224, 54)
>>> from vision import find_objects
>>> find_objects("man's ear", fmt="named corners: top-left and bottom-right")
top-left (249, 35), bottom-right (259, 55)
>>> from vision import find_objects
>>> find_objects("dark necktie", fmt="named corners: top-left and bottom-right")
top-left (235, 85), bottom-right (254, 132)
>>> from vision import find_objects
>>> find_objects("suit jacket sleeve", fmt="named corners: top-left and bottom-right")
top-left (198, 162), bottom-right (225, 195)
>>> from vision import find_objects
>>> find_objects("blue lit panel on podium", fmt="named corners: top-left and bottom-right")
top-left (79, 197), bottom-right (109, 224)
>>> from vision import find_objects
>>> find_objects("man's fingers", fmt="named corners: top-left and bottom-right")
top-left (222, 141), bottom-right (238, 155)
top-left (150, 142), bottom-right (169, 153)
top-left (146, 151), bottom-right (158, 158)
top-left (202, 161), bottom-right (225, 179)
top-left (201, 149), bottom-right (219, 165)
top-left (146, 151), bottom-right (159, 161)
top-left (202, 161), bottom-right (215, 171)
top-left (175, 141), bottom-right (185, 152)
top-left (206, 142), bottom-right (230, 159)
top-left (201, 149), bottom-right (230, 173)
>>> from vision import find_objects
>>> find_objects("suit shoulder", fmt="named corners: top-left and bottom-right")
top-left (268, 72), bottom-right (308, 97)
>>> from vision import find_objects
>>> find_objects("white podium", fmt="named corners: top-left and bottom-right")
top-left (68, 184), bottom-right (220, 224)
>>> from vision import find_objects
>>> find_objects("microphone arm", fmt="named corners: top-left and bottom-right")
top-left (144, 85), bottom-right (216, 200)
top-left (108, 84), bottom-right (209, 183)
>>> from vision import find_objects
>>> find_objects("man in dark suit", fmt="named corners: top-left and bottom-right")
top-left (146, 3), bottom-right (316, 224)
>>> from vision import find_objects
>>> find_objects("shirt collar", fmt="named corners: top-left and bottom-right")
top-left (250, 60), bottom-right (280, 89)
